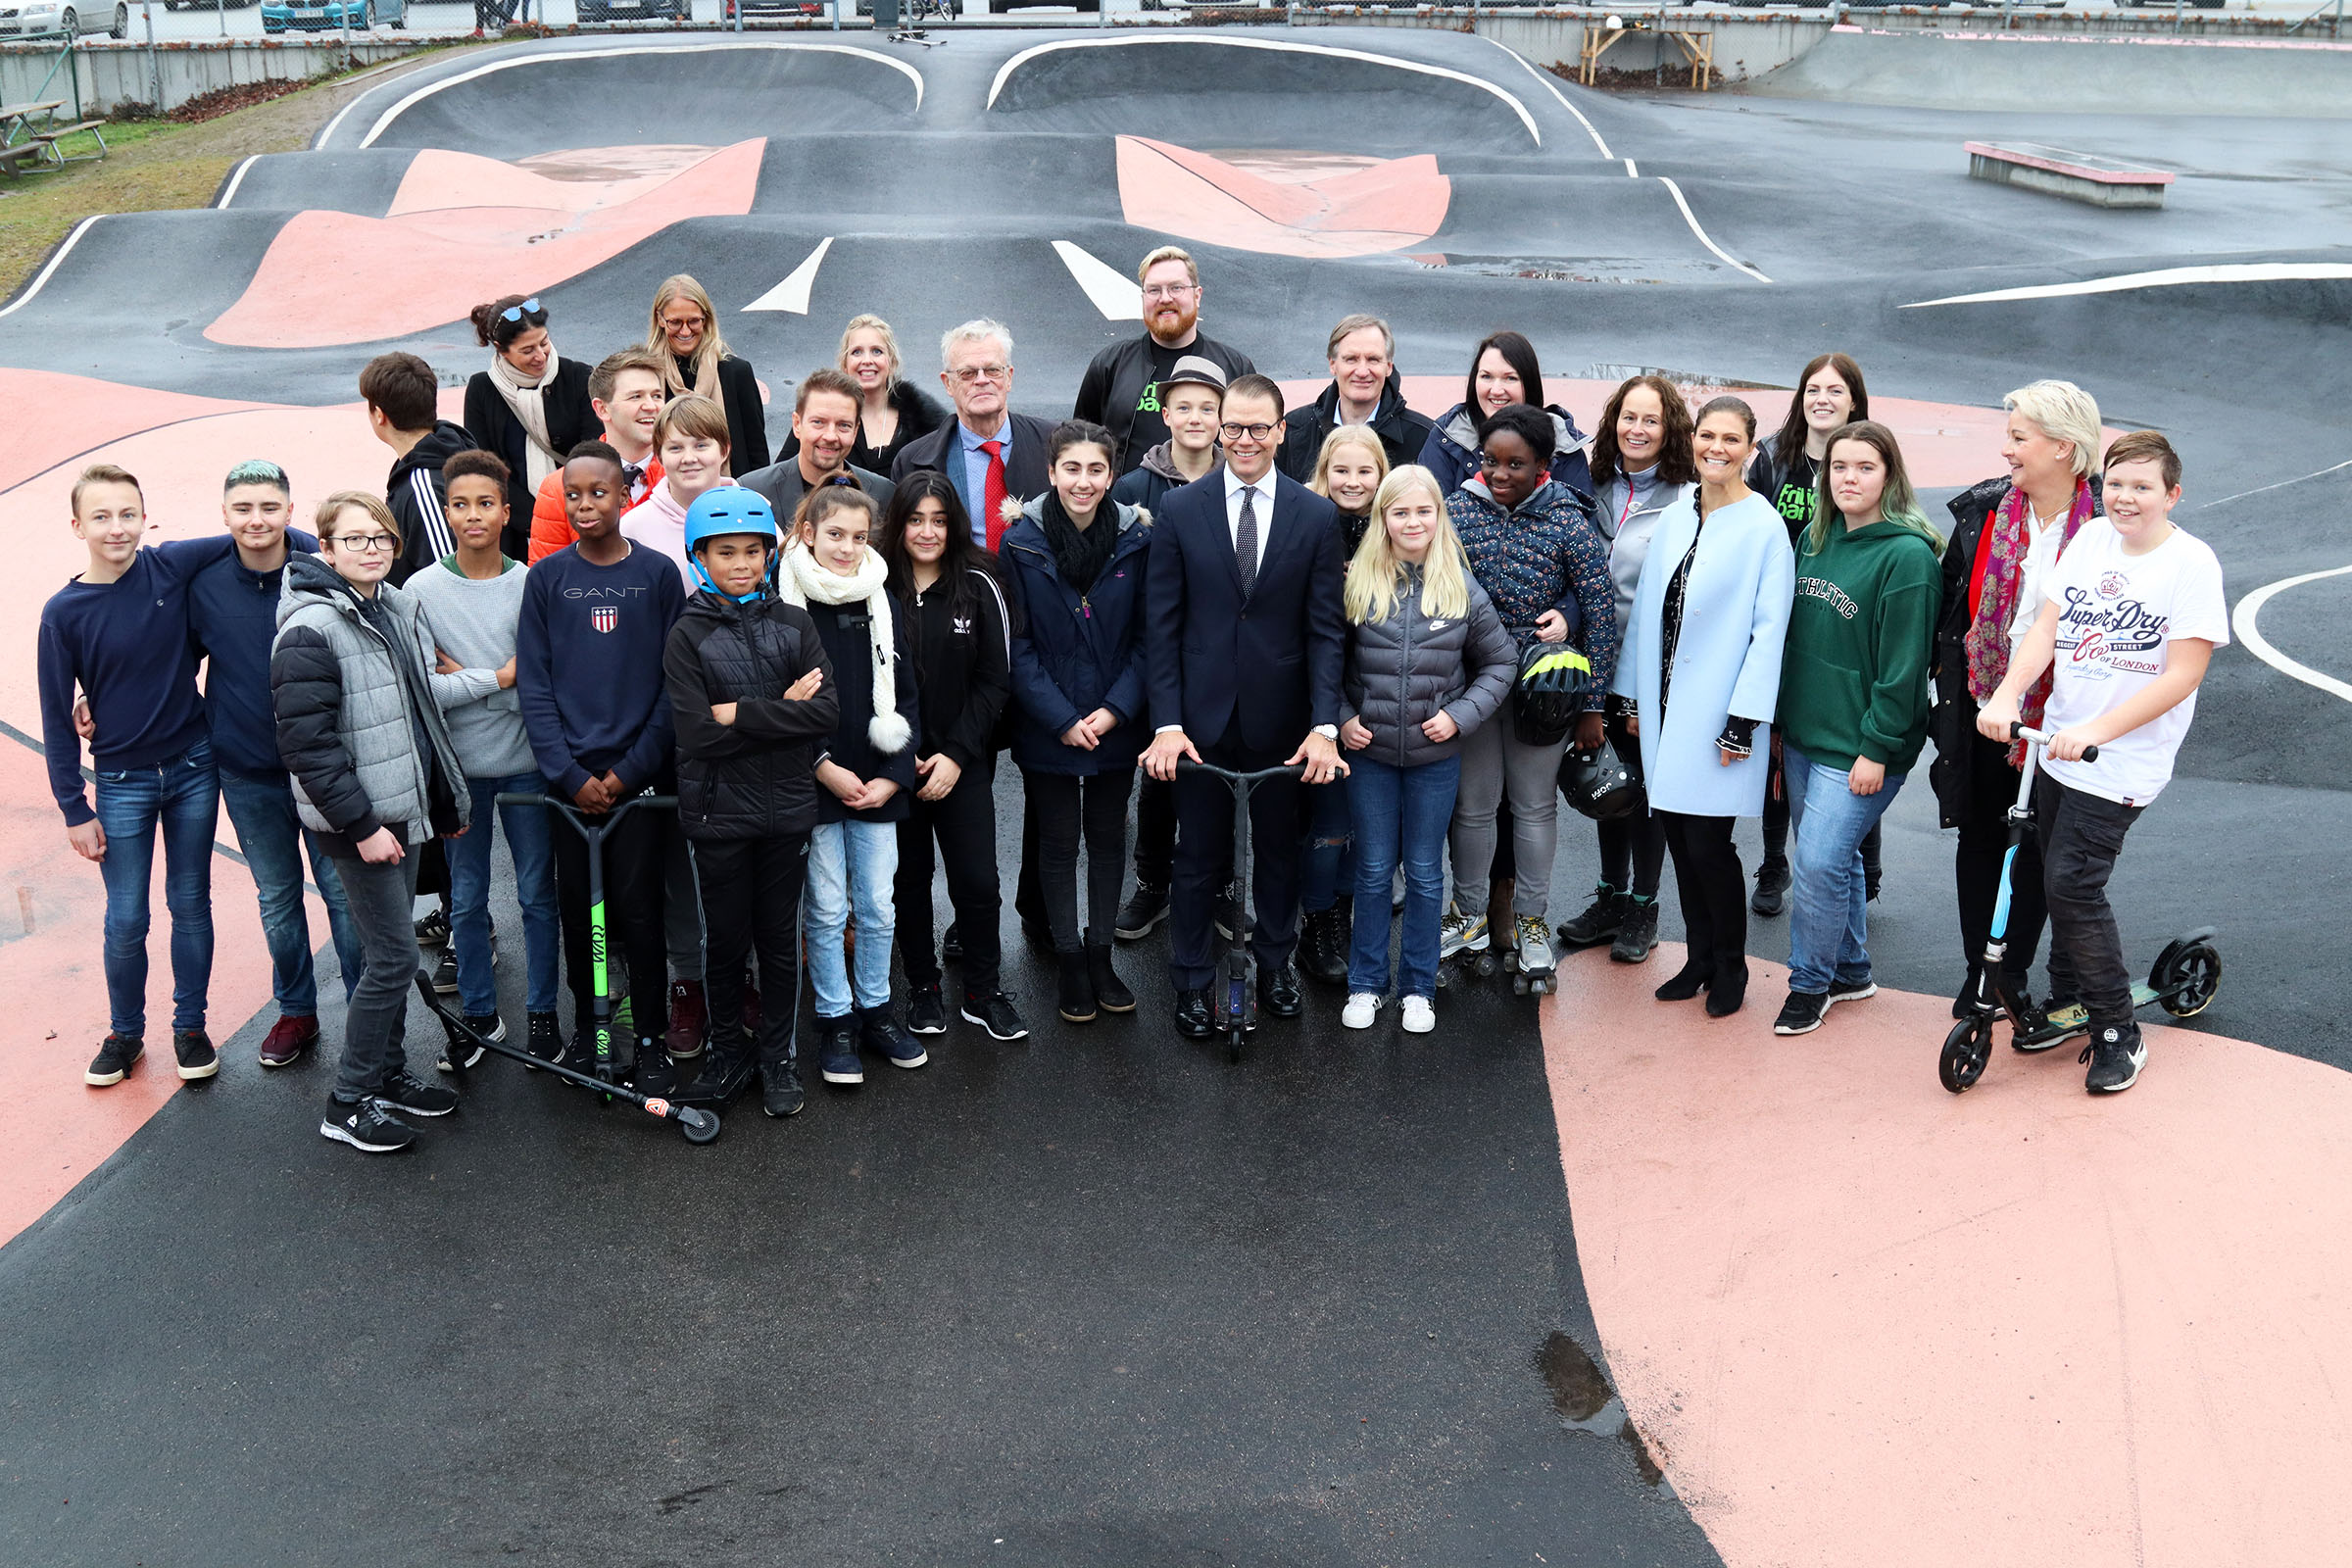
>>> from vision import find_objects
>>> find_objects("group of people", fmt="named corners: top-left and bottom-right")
top-left (37, 246), bottom-right (2229, 1156)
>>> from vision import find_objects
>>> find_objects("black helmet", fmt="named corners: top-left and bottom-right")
top-left (1560, 748), bottom-right (1643, 821)
top-left (1512, 641), bottom-right (1592, 748)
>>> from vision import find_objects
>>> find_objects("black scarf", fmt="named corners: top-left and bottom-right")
top-left (1042, 492), bottom-right (1117, 596)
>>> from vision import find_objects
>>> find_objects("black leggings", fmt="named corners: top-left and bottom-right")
top-left (1026, 766), bottom-right (1133, 953)
top-left (695, 834), bottom-right (807, 1068)
top-left (1657, 810), bottom-right (1746, 981)
top-left (551, 799), bottom-right (667, 1045)
top-left (896, 754), bottom-right (1004, 996)
top-left (1594, 715), bottom-right (1665, 898)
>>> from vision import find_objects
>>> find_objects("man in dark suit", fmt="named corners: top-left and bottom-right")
top-left (890, 318), bottom-right (1054, 552)
top-left (1142, 374), bottom-right (1349, 1038)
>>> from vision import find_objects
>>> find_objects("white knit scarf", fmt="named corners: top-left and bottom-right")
top-left (487, 346), bottom-right (562, 492)
top-left (777, 541), bottom-right (910, 756)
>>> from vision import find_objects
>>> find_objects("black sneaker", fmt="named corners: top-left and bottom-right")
top-left (2082, 1025), bottom-right (2147, 1094)
top-left (1750, 858), bottom-right (1789, 918)
top-left (1114, 880), bottom-right (1170, 941)
top-left (377, 1068), bottom-right (459, 1118)
top-left (437, 1013), bottom-right (501, 1073)
top-left (817, 1016), bottom-right (862, 1085)
top-left (525, 1011), bottom-right (562, 1070)
top-left (1556, 884), bottom-right (1624, 949)
top-left (631, 1038), bottom-right (678, 1099)
top-left (559, 1031), bottom-right (605, 1083)
top-left (414, 907), bottom-right (449, 948)
top-left (172, 1029), bottom-right (219, 1081)
top-left (676, 1045), bottom-right (755, 1106)
top-left (941, 922), bottom-right (964, 963)
top-left (1772, 990), bottom-right (1830, 1037)
top-left (960, 990), bottom-right (1030, 1041)
top-left (1609, 897), bottom-right (1659, 964)
top-left (84, 1032), bottom-right (143, 1086)
top-left (1825, 977), bottom-right (1877, 1010)
top-left (761, 1060), bottom-right (806, 1118)
top-left (906, 983), bottom-right (948, 1036)
top-left (431, 946), bottom-right (459, 995)
top-left (319, 1097), bottom-right (416, 1153)
top-left (860, 1007), bottom-right (928, 1070)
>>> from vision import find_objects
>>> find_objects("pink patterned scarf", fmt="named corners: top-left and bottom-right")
top-left (1964, 476), bottom-right (2095, 763)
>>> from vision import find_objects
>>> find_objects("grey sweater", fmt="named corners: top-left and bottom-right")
top-left (407, 556), bottom-right (535, 779)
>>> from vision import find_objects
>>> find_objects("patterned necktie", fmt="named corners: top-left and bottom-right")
top-left (1235, 482), bottom-right (1260, 601)
top-left (981, 440), bottom-right (1009, 552)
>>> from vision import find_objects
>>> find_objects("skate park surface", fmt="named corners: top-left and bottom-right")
top-left (3, 24), bottom-right (2350, 1567)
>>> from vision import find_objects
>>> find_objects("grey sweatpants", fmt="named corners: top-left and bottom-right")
top-left (1448, 696), bottom-right (1569, 920)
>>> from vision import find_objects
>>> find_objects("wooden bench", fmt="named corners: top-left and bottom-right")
top-left (28, 119), bottom-right (108, 165)
top-left (1965, 142), bottom-right (2174, 211)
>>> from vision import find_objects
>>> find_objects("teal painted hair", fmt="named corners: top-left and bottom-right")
top-left (223, 459), bottom-right (289, 495)
top-left (1805, 421), bottom-right (1943, 557)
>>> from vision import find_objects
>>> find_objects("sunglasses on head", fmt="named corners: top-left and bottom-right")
top-left (499, 298), bottom-right (547, 326)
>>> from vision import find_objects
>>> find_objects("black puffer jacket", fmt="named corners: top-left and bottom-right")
top-left (1276, 373), bottom-right (1436, 484)
top-left (663, 592), bottom-right (839, 843)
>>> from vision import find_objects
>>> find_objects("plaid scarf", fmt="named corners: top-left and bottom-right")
top-left (1964, 476), bottom-right (2095, 764)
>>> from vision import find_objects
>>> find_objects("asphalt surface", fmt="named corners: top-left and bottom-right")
top-left (4, 24), bottom-right (2347, 1565)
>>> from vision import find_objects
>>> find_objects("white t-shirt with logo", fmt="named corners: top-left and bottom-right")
top-left (2039, 520), bottom-right (2228, 806)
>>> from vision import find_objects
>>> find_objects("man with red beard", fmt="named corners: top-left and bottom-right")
top-left (1072, 246), bottom-right (1256, 475)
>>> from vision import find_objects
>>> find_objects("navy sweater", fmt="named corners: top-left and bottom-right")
top-left (516, 543), bottom-right (685, 798)
top-left (188, 529), bottom-right (319, 779)
top-left (37, 536), bottom-right (236, 826)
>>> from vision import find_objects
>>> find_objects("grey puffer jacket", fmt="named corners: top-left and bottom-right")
top-left (1342, 564), bottom-right (1517, 770)
top-left (270, 554), bottom-right (468, 855)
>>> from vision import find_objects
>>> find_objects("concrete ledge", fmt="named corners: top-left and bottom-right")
top-left (1967, 142), bottom-right (2172, 208)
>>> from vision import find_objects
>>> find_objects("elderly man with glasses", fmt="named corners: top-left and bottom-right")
top-left (890, 318), bottom-right (1058, 554)
top-left (1071, 245), bottom-right (1256, 476)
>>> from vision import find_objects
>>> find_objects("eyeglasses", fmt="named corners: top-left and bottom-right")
top-left (333, 533), bottom-right (400, 554)
top-left (500, 298), bottom-right (546, 324)
top-left (950, 364), bottom-right (1011, 385)
top-left (1141, 284), bottom-right (1198, 301)
top-left (1219, 421), bottom-right (1277, 441)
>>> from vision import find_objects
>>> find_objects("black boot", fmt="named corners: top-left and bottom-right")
top-left (1057, 950), bottom-right (1098, 1024)
top-left (1609, 896), bottom-right (1659, 963)
top-left (1556, 883), bottom-right (1624, 949)
top-left (1298, 907), bottom-right (1348, 985)
top-left (1087, 944), bottom-right (1134, 1013)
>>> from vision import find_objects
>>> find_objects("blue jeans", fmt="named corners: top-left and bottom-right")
top-left (92, 738), bottom-right (219, 1038)
top-left (806, 818), bottom-right (897, 1017)
top-left (1346, 756), bottom-right (1459, 1000)
top-left (446, 773), bottom-right (561, 1016)
top-left (1783, 743), bottom-right (1906, 995)
top-left (1299, 774), bottom-right (1356, 914)
top-left (218, 766), bottom-right (360, 1015)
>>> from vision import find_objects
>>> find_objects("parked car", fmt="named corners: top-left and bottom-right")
top-left (580, 0), bottom-right (691, 19)
top-left (0, 1), bottom-right (128, 39)
top-left (163, 0), bottom-right (260, 10)
top-left (261, 0), bottom-right (407, 32)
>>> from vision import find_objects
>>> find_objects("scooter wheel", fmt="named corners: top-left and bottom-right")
top-left (2155, 941), bottom-right (2221, 1018)
top-left (677, 1106), bottom-right (721, 1145)
top-left (1939, 1016), bottom-right (1991, 1094)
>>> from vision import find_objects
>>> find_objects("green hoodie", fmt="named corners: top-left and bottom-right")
top-left (1777, 518), bottom-right (1942, 773)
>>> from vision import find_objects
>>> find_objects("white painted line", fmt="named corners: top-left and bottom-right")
top-left (2195, 458), bottom-right (2352, 513)
top-left (1655, 177), bottom-right (1770, 284)
top-left (315, 78), bottom-right (374, 150)
top-left (312, 48), bottom-right (474, 150)
top-left (0, 216), bottom-right (102, 321)
top-left (1481, 35), bottom-right (1612, 160)
top-left (1624, 158), bottom-right (1639, 179)
top-left (1904, 262), bottom-right (2352, 309)
top-left (988, 34), bottom-right (1542, 148)
top-left (360, 42), bottom-right (924, 148)
top-left (216, 155), bottom-right (257, 210)
top-left (2232, 564), bottom-right (2352, 706)
top-left (742, 237), bottom-right (834, 315)
top-left (1052, 240), bottom-right (1145, 322)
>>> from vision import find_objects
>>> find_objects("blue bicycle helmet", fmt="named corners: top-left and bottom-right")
top-left (682, 487), bottom-right (779, 600)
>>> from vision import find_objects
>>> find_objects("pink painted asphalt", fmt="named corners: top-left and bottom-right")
top-left (1116, 135), bottom-right (1450, 259)
top-left (1541, 944), bottom-right (2352, 1568)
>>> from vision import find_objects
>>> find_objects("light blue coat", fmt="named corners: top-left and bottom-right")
top-left (1611, 492), bottom-right (1795, 818)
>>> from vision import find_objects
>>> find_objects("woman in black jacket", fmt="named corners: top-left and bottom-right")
top-left (784, 315), bottom-right (948, 478)
top-left (646, 273), bottom-right (770, 474)
top-left (881, 471), bottom-right (1026, 1044)
top-left (462, 295), bottom-right (598, 554)
top-left (663, 488), bottom-right (840, 1118)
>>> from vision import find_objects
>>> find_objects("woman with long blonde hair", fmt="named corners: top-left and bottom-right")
top-left (644, 273), bottom-right (769, 474)
top-left (1335, 466), bottom-right (1516, 1034)
top-left (780, 314), bottom-right (948, 477)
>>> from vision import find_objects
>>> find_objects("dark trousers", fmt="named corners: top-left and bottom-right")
top-left (697, 834), bottom-right (808, 1069)
top-left (1657, 810), bottom-right (1745, 982)
top-left (1954, 726), bottom-right (2050, 990)
top-left (1594, 715), bottom-right (1666, 898)
top-left (329, 843), bottom-right (420, 1102)
top-left (896, 754), bottom-right (1004, 996)
top-left (1015, 795), bottom-right (1046, 937)
top-left (2034, 772), bottom-right (2142, 1034)
top-left (1169, 727), bottom-right (1301, 990)
top-left (1133, 773), bottom-right (1178, 887)
top-left (550, 801), bottom-right (668, 1043)
top-left (1026, 765), bottom-right (1133, 953)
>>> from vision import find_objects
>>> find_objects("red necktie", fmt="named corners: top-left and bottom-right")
top-left (981, 439), bottom-right (1009, 552)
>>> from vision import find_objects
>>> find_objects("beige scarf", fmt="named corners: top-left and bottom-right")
top-left (487, 346), bottom-right (563, 492)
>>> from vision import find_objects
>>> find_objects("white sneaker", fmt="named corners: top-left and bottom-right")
top-left (1342, 993), bottom-right (1382, 1030)
top-left (1400, 995), bottom-right (1436, 1034)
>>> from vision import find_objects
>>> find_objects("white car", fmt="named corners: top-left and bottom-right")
top-left (0, 0), bottom-right (128, 37)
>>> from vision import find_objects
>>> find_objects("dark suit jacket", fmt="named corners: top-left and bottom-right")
top-left (890, 412), bottom-right (1057, 538)
top-left (1146, 469), bottom-right (1346, 753)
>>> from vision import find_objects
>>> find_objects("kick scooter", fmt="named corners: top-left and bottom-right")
top-left (1177, 759), bottom-right (1304, 1063)
top-left (1938, 724), bottom-right (2220, 1095)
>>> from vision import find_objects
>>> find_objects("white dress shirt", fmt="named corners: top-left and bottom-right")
top-left (1224, 465), bottom-right (1276, 576)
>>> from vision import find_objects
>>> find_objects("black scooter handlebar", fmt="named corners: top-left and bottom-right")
top-left (1175, 760), bottom-right (1309, 785)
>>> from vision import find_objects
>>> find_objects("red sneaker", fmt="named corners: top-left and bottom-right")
top-left (664, 979), bottom-right (707, 1060)
top-left (259, 1013), bottom-right (319, 1069)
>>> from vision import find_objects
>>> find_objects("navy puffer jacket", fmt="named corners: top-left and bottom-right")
top-left (1001, 497), bottom-right (1152, 777)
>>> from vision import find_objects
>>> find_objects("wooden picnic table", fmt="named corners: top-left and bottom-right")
top-left (0, 98), bottom-right (107, 172)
